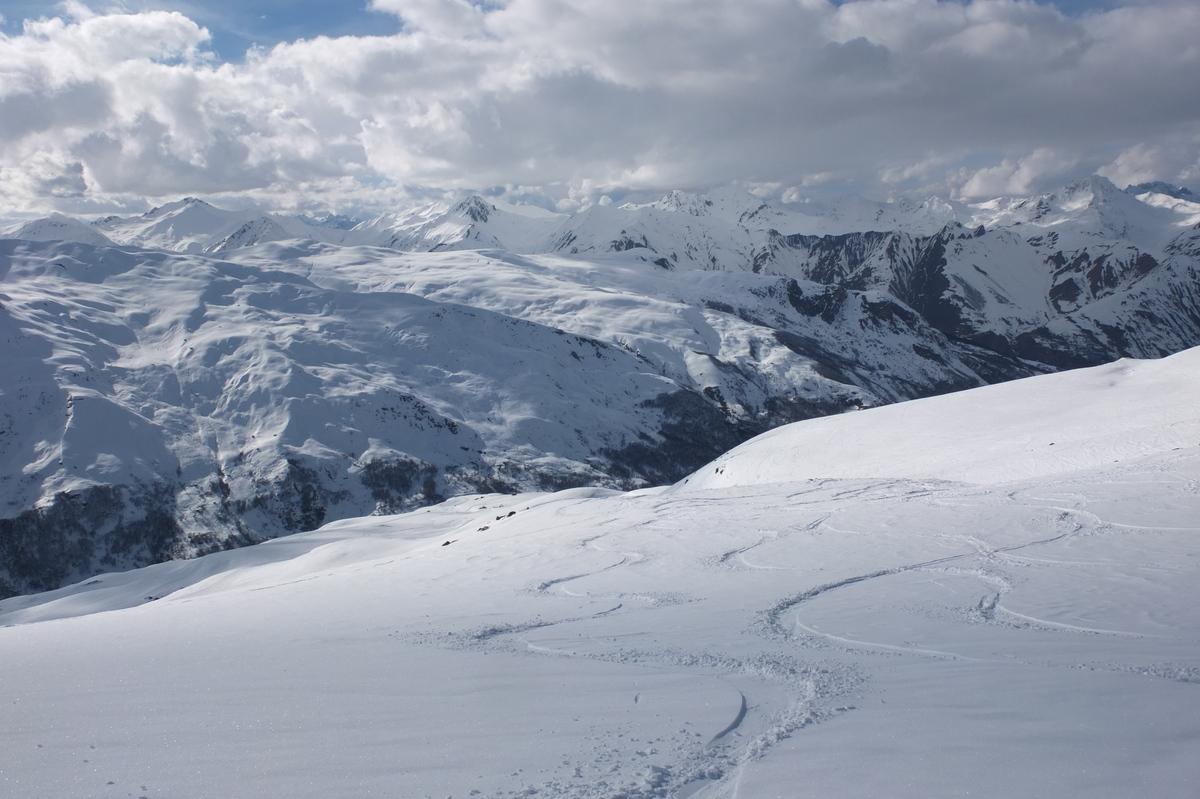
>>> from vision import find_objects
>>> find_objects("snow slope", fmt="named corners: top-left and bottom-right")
top-left (0, 236), bottom-right (1021, 596)
top-left (1, 238), bottom-right (761, 595)
top-left (683, 349), bottom-right (1200, 488)
top-left (0, 214), bottom-right (114, 247)
top-left (3, 178), bottom-right (1200, 597)
top-left (92, 198), bottom-right (346, 253)
top-left (2, 348), bottom-right (1197, 798)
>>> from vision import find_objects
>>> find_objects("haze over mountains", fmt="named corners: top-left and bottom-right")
top-left (2, 176), bottom-right (1199, 596)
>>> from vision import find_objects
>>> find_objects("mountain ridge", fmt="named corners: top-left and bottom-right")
top-left (1, 177), bottom-right (1199, 596)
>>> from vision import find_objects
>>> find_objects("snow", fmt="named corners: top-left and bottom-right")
top-left (680, 348), bottom-right (1200, 489)
top-left (9, 178), bottom-right (1200, 266)
top-left (967, 176), bottom-right (1191, 254)
top-left (0, 231), bottom-right (992, 576)
top-left (3, 348), bottom-right (1198, 798)
top-left (0, 214), bottom-right (114, 247)
top-left (4, 175), bottom-right (1200, 599)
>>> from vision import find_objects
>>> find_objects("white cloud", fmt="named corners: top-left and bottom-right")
top-left (369, 0), bottom-right (490, 36)
top-left (958, 149), bottom-right (1082, 198)
top-left (1098, 138), bottom-right (1200, 190)
top-left (0, 0), bottom-right (1198, 215)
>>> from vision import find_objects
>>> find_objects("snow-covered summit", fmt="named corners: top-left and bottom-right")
top-left (8, 177), bottom-right (1199, 264)
top-left (1125, 181), bottom-right (1198, 201)
top-left (86, 198), bottom-right (342, 253)
top-left (967, 175), bottom-right (1192, 252)
top-left (347, 195), bottom-right (566, 253)
top-left (643, 189), bottom-right (715, 217)
top-left (1, 213), bottom-right (114, 246)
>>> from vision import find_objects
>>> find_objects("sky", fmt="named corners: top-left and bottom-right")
top-left (0, 0), bottom-right (1197, 216)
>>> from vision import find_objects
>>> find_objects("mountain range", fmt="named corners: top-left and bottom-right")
top-left (3, 345), bottom-right (1197, 798)
top-left (2, 176), bottom-right (1199, 596)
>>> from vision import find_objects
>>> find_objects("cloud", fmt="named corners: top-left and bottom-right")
top-left (1098, 138), bottom-right (1200, 190)
top-left (369, 0), bottom-right (491, 36)
top-left (0, 0), bottom-right (1198, 214)
top-left (958, 148), bottom-right (1083, 198)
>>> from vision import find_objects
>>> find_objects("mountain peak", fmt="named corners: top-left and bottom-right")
top-left (1125, 181), bottom-right (1198, 201)
top-left (454, 196), bottom-right (494, 224)
top-left (143, 197), bottom-right (216, 218)
top-left (648, 190), bottom-right (714, 217)
top-left (2, 213), bottom-right (115, 246)
top-left (1062, 175), bottom-right (1123, 203)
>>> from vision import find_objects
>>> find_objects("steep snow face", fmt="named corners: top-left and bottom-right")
top-left (346, 197), bottom-right (566, 253)
top-left (968, 176), bottom-right (1189, 253)
top-left (278, 244), bottom-right (997, 406)
top-left (1130, 188), bottom-right (1200, 227)
top-left (95, 198), bottom-right (256, 252)
top-left (2, 350), bottom-right (1197, 799)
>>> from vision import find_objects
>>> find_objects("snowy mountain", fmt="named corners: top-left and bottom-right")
top-left (1126, 181), bottom-right (1199, 202)
top-left (2, 177), bottom-right (1200, 596)
top-left (1, 213), bottom-right (114, 247)
top-left (351, 195), bottom-right (568, 253)
top-left (87, 198), bottom-right (351, 253)
top-left (3, 348), bottom-right (1197, 798)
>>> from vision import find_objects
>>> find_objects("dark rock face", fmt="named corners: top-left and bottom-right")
top-left (456, 196), bottom-right (493, 224)
top-left (766, 225), bottom-right (1200, 373)
top-left (886, 235), bottom-right (959, 336)
top-left (359, 458), bottom-right (443, 513)
top-left (785, 279), bottom-right (847, 324)
top-left (602, 390), bottom-right (747, 487)
top-left (0, 484), bottom-right (186, 599)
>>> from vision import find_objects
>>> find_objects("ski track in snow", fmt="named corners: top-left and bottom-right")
top-left (386, 465), bottom-right (1197, 797)
top-left (3, 350), bottom-right (1199, 798)
top-left (746, 481), bottom-right (1195, 678)
top-left (389, 505), bottom-right (871, 798)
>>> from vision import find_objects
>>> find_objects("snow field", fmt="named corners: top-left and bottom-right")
top-left (3, 351), bottom-right (1199, 797)
top-left (682, 348), bottom-right (1200, 489)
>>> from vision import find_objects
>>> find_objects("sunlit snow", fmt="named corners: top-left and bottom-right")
top-left (3, 348), bottom-right (1197, 798)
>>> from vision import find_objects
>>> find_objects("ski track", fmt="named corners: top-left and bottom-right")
top-left (712, 521), bottom-right (818, 572)
top-left (396, 514), bottom-right (869, 798)
top-left (706, 693), bottom-right (749, 746)
top-left (992, 606), bottom-right (1154, 638)
top-left (11, 472), bottom-right (1194, 799)
top-left (413, 612), bottom-right (861, 799)
top-left (751, 490), bottom-right (1183, 664)
top-left (266, 461), bottom-right (1198, 796)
